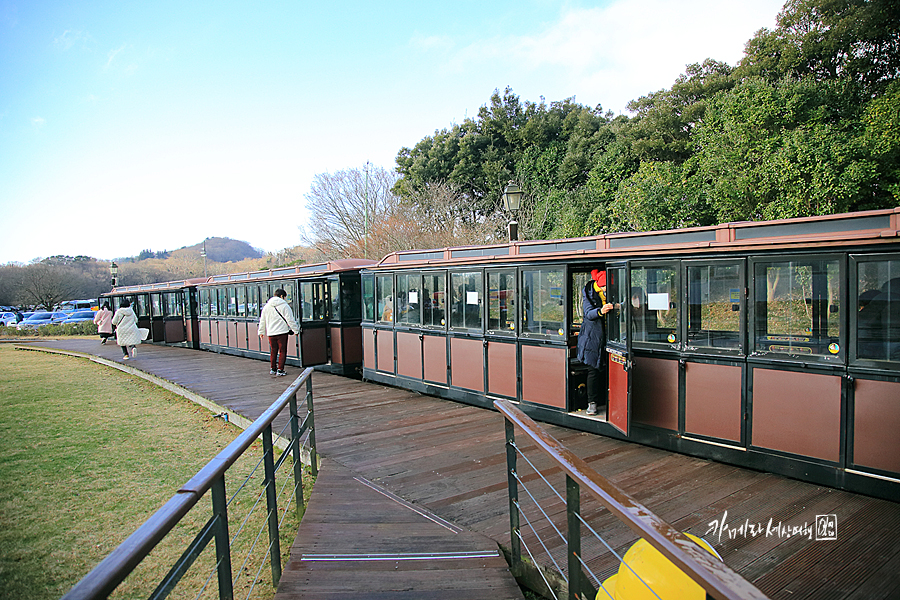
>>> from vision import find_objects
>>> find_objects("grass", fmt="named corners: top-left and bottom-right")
top-left (0, 344), bottom-right (312, 600)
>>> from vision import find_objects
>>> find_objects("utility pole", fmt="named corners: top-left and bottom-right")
top-left (364, 161), bottom-right (370, 259)
top-left (201, 239), bottom-right (207, 278)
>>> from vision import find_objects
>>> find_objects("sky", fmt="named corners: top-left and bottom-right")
top-left (0, 0), bottom-right (785, 264)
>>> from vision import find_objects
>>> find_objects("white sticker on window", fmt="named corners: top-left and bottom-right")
top-left (648, 293), bottom-right (669, 311)
top-left (467, 291), bottom-right (479, 305)
top-left (409, 291), bottom-right (418, 304)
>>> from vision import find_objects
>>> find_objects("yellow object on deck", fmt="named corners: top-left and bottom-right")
top-left (596, 533), bottom-right (721, 599)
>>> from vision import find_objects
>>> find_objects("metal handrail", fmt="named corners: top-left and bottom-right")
top-left (63, 367), bottom-right (317, 600)
top-left (495, 398), bottom-right (769, 600)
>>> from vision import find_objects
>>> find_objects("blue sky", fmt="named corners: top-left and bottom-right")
top-left (0, 0), bottom-right (784, 264)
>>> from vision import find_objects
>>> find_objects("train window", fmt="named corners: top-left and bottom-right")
top-left (570, 271), bottom-right (592, 333)
top-left (630, 264), bottom-right (679, 346)
top-left (282, 282), bottom-right (297, 315)
top-left (856, 258), bottom-right (900, 363)
top-left (341, 277), bottom-right (362, 321)
top-left (137, 295), bottom-right (148, 318)
top-left (247, 285), bottom-right (259, 318)
top-left (362, 274), bottom-right (375, 321)
top-left (300, 281), bottom-right (326, 321)
top-left (330, 280), bottom-right (341, 321)
top-left (226, 287), bottom-right (237, 317)
top-left (522, 268), bottom-right (565, 338)
top-left (199, 289), bottom-right (209, 317)
top-left (686, 262), bottom-right (742, 352)
top-left (450, 271), bottom-right (483, 331)
top-left (422, 272), bottom-right (446, 329)
top-left (151, 293), bottom-right (164, 318)
top-left (376, 275), bottom-right (393, 323)
top-left (396, 273), bottom-right (422, 326)
top-left (606, 266), bottom-right (627, 345)
top-left (752, 258), bottom-right (842, 359)
top-left (487, 269), bottom-right (516, 335)
top-left (236, 287), bottom-right (246, 318)
top-left (166, 293), bottom-right (183, 317)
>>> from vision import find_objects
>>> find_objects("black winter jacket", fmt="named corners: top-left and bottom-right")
top-left (576, 281), bottom-right (607, 370)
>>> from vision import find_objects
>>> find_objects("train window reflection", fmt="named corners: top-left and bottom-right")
top-left (376, 275), bottom-right (393, 323)
top-left (687, 263), bottom-right (741, 351)
top-left (630, 265), bottom-right (678, 345)
top-left (199, 289), bottom-right (209, 317)
top-left (522, 268), bottom-right (564, 338)
top-left (397, 273), bottom-right (422, 326)
top-left (422, 272), bottom-right (446, 329)
top-left (857, 259), bottom-right (900, 362)
top-left (753, 258), bottom-right (841, 358)
top-left (487, 270), bottom-right (516, 334)
top-left (450, 271), bottom-right (482, 331)
top-left (362, 275), bottom-right (375, 321)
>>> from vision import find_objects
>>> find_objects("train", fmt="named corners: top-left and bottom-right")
top-left (102, 208), bottom-right (900, 502)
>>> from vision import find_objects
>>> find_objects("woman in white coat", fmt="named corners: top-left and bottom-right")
top-left (111, 299), bottom-right (147, 360)
top-left (258, 288), bottom-right (300, 376)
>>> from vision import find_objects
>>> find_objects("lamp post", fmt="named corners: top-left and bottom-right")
top-left (110, 262), bottom-right (118, 289)
top-left (501, 181), bottom-right (523, 242)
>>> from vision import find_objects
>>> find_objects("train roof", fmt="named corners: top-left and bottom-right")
top-left (369, 207), bottom-right (900, 270)
top-left (105, 259), bottom-right (377, 295)
top-left (106, 277), bottom-right (210, 295)
top-left (199, 258), bottom-right (376, 286)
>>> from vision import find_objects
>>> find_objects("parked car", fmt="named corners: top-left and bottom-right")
top-left (59, 310), bottom-right (96, 324)
top-left (16, 312), bottom-right (68, 331)
top-left (0, 311), bottom-right (20, 326)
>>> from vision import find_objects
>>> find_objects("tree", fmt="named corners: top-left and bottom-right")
top-left (694, 76), bottom-right (889, 222)
top-left (303, 165), bottom-right (401, 260)
top-left (737, 0), bottom-right (900, 95)
top-left (17, 262), bottom-right (81, 309)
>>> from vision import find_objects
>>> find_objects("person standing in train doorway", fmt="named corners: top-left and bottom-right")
top-left (258, 288), bottom-right (300, 377)
top-left (577, 269), bottom-right (615, 416)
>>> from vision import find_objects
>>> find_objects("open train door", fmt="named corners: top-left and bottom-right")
top-left (297, 279), bottom-right (329, 367)
top-left (605, 264), bottom-right (631, 436)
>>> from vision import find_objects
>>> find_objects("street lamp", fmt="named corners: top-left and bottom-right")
top-left (110, 262), bottom-right (118, 288)
top-left (501, 181), bottom-right (523, 241)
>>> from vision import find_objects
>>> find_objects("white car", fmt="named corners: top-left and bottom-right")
top-left (0, 311), bottom-right (19, 326)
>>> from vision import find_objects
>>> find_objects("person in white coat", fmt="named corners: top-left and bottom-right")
top-left (258, 288), bottom-right (300, 376)
top-left (111, 299), bottom-right (148, 360)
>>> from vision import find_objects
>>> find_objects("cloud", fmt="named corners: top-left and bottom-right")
top-left (104, 44), bottom-right (128, 69)
top-left (53, 29), bottom-right (95, 51)
top-left (439, 0), bottom-right (783, 113)
top-left (410, 32), bottom-right (454, 53)
top-left (31, 116), bottom-right (45, 128)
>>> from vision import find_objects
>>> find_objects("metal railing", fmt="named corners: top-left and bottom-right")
top-left (495, 399), bottom-right (769, 600)
top-left (63, 367), bottom-right (319, 600)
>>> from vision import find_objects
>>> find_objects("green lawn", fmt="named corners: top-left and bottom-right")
top-left (0, 344), bottom-right (308, 600)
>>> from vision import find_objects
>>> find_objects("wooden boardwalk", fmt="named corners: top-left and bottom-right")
top-left (26, 339), bottom-right (900, 599)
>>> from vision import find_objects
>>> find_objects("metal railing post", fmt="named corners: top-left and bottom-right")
top-left (567, 474), bottom-right (581, 600)
top-left (504, 418), bottom-right (521, 573)
top-left (306, 376), bottom-right (318, 476)
top-left (262, 424), bottom-right (282, 585)
top-left (211, 476), bottom-right (234, 600)
top-left (289, 391), bottom-right (305, 514)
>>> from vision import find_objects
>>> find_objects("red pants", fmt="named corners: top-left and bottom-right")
top-left (269, 334), bottom-right (289, 370)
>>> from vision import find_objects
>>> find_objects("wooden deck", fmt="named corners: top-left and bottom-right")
top-left (25, 339), bottom-right (900, 599)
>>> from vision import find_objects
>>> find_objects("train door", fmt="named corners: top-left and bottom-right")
top-left (298, 280), bottom-right (329, 366)
top-left (606, 264), bottom-right (631, 435)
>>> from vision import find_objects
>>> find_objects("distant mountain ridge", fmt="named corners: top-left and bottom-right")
top-left (132, 238), bottom-right (264, 264)
top-left (184, 238), bottom-right (264, 263)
